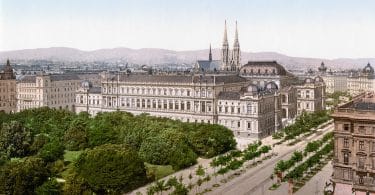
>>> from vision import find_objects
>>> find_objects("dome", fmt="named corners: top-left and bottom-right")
top-left (318, 62), bottom-right (327, 72)
top-left (265, 82), bottom-right (278, 90)
top-left (245, 84), bottom-right (259, 95)
top-left (363, 63), bottom-right (374, 74)
top-left (304, 78), bottom-right (314, 84)
top-left (81, 80), bottom-right (92, 88)
top-left (314, 76), bottom-right (323, 83)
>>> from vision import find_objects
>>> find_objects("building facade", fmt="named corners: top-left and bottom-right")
top-left (347, 63), bottom-right (375, 96)
top-left (17, 74), bottom-right (80, 112)
top-left (331, 93), bottom-right (375, 194)
top-left (75, 73), bottom-right (283, 138)
top-left (296, 76), bottom-right (326, 114)
top-left (322, 73), bottom-right (348, 94)
top-left (0, 60), bottom-right (16, 113)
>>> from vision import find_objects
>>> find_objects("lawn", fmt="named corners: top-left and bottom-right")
top-left (144, 162), bottom-right (175, 180)
top-left (63, 150), bottom-right (83, 162)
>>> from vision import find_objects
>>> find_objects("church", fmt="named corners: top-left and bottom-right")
top-left (195, 21), bottom-right (241, 72)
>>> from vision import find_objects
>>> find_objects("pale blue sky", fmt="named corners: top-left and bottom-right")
top-left (1, 0), bottom-right (375, 59)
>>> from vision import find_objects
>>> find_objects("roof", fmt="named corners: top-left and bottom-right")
top-left (49, 74), bottom-right (80, 81)
top-left (112, 74), bottom-right (247, 85)
top-left (350, 102), bottom-right (375, 111)
top-left (218, 91), bottom-right (241, 100)
top-left (240, 61), bottom-right (287, 75)
top-left (88, 87), bottom-right (102, 94)
top-left (196, 60), bottom-right (221, 72)
top-left (18, 75), bottom-right (36, 83)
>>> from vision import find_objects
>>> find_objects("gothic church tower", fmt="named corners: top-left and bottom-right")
top-left (231, 21), bottom-right (241, 71)
top-left (221, 21), bottom-right (230, 70)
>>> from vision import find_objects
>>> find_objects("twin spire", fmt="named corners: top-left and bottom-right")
top-left (221, 20), bottom-right (241, 71)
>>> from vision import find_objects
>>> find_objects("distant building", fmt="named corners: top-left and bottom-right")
top-left (17, 74), bottom-right (80, 112)
top-left (331, 92), bottom-right (375, 194)
top-left (322, 72), bottom-right (348, 94)
top-left (0, 59), bottom-right (16, 113)
top-left (296, 76), bottom-right (326, 114)
top-left (347, 63), bottom-right (374, 95)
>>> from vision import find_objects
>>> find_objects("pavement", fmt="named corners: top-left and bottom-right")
top-left (129, 121), bottom-right (333, 195)
top-left (207, 122), bottom-right (333, 195)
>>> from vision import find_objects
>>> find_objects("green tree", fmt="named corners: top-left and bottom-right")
top-left (0, 157), bottom-right (49, 195)
top-left (38, 140), bottom-right (65, 162)
top-left (63, 118), bottom-right (88, 151)
top-left (76, 144), bottom-right (148, 193)
top-left (35, 178), bottom-right (61, 195)
top-left (0, 121), bottom-right (32, 158)
top-left (139, 136), bottom-right (172, 165)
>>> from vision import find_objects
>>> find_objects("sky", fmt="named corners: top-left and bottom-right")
top-left (0, 0), bottom-right (375, 59)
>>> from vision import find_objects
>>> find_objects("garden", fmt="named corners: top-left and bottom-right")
top-left (0, 107), bottom-right (237, 194)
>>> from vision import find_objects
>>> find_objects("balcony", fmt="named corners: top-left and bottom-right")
top-left (353, 176), bottom-right (375, 189)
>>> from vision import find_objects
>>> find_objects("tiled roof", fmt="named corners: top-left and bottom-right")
top-left (196, 60), bottom-right (221, 72)
top-left (50, 74), bottom-right (80, 81)
top-left (113, 74), bottom-right (247, 84)
top-left (241, 61), bottom-right (287, 75)
top-left (218, 91), bottom-right (241, 100)
top-left (88, 87), bottom-right (102, 94)
top-left (18, 75), bottom-right (36, 83)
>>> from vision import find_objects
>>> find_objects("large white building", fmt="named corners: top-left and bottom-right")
top-left (76, 73), bottom-right (284, 139)
top-left (17, 74), bottom-right (81, 112)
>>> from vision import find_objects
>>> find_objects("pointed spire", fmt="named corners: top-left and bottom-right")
top-left (6, 59), bottom-right (10, 66)
top-left (223, 20), bottom-right (228, 44)
top-left (209, 44), bottom-right (212, 61)
top-left (235, 20), bottom-right (239, 42)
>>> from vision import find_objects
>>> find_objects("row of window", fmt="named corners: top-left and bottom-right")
top-left (102, 86), bottom-right (214, 98)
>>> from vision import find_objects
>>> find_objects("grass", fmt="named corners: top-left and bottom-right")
top-left (269, 183), bottom-right (281, 190)
top-left (63, 150), bottom-right (83, 162)
top-left (144, 162), bottom-right (175, 180)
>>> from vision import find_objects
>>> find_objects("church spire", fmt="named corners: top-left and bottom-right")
top-left (221, 20), bottom-right (230, 70)
top-left (231, 21), bottom-right (241, 71)
top-left (209, 44), bottom-right (212, 61)
top-left (223, 20), bottom-right (228, 44)
top-left (234, 21), bottom-right (239, 46)
top-left (6, 59), bottom-right (10, 66)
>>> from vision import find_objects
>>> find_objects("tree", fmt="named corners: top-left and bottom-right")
top-left (38, 140), bottom-right (65, 162)
top-left (139, 136), bottom-right (172, 165)
top-left (76, 144), bottom-right (148, 193)
top-left (35, 178), bottom-right (61, 195)
top-left (0, 121), bottom-right (32, 158)
top-left (63, 118), bottom-right (88, 151)
top-left (30, 133), bottom-right (50, 154)
top-left (0, 157), bottom-right (49, 195)
top-left (195, 165), bottom-right (205, 177)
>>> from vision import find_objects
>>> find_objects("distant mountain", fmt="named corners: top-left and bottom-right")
top-left (1, 47), bottom-right (374, 70)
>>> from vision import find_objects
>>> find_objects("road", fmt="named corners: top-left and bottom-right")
top-left (208, 123), bottom-right (333, 195)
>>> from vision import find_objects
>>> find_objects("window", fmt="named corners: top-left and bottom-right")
top-left (238, 121), bottom-right (240, 128)
top-left (344, 153), bottom-right (349, 165)
top-left (359, 156), bottom-right (366, 169)
top-left (359, 141), bottom-right (365, 151)
top-left (247, 122), bottom-right (251, 130)
top-left (247, 103), bottom-right (252, 114)
top-left (344, 138), bottom-right (349, 148)
top-left (344, 124), bottom-right (350, 131)
top-left (359, 126), bottom-right (365, 134)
